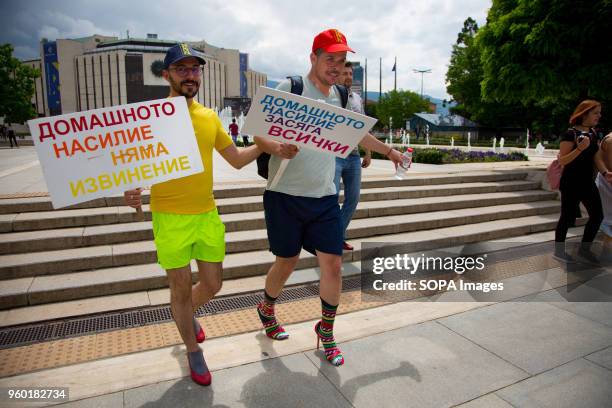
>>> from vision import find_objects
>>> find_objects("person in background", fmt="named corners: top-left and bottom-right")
top-left (229, 118), bottom-right (239, 144)
top-left (334, 61), bottom-right (371, 250)
top-left (554, 100), bottom-right (606, 263)
top-left (594, 131), bottom-right (612, 256)
top-left (7, 126), bottom-right (19, 148)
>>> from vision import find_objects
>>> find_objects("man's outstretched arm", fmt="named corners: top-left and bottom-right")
top-left (218, 144), bottom-right (262, 169)
top-left (359, 133), bottom-right (404, 168)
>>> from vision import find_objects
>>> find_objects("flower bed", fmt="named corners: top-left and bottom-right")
top-left (365, 148), bottom-right (528, 164)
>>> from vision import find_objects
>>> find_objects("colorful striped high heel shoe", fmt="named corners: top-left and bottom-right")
top-left (315, 321), bottom-right (344, 366)
top-left (257, 302), bottom-right (289, 340)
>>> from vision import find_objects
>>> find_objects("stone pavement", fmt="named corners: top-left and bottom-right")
top-left (47, 266), bottom-right (612, 408)
top-left (2, 145), bottom-right (611, 407)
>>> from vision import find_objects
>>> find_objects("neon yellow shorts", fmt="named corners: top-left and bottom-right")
top-left (152, 209), bottom-right (225, 270)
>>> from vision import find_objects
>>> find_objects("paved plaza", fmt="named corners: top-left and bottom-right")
top-left (0, 145), bottom-right (610, 408)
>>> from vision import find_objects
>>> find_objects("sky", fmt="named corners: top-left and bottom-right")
top-left (1, 0), bottom-right (491, 99)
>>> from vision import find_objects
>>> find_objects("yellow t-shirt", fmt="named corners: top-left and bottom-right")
top-left (150, 101), bottom-right (233, 214)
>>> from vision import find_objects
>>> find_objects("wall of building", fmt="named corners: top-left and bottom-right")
top-left (30, 36), bottom-right (264, 116)
top-left (200, 57), bottom-right (226, 109)
top-left (245, 70), bottom-right (267, 99)
top-left (75, 50), bottom-right (127, 111)
top-left (23, 59), bottom-right (45, 117)
top-left (215, 48), bottom-right (241, 97)
top-left (56, 39), bottom-right (87, 114)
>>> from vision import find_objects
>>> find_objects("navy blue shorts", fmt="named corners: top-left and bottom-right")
top-left (263, 190), bottom-right (343, 257)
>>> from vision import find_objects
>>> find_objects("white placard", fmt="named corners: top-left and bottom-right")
top-left (28, 97), bottom-right (203, 208)
top-left (242, 86), bottom-right (377, 158)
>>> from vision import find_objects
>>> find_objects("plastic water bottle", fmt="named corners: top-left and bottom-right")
top-left (394, 148), bottom-right (414, 180)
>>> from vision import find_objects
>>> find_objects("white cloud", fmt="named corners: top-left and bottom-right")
top-left (36, 11), bottom-right (114, 40)
top-left (1, 0), bottom-right (491, 98)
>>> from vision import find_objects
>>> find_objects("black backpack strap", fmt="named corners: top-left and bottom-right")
top-left (287, 75), bottom-right (348, 108)
top-left (286, 76), bottom-right (303, 95)
top-left (334, 84), bottom-right (349, 109)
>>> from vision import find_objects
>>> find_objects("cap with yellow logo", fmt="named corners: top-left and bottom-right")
top-left (163, 43), bottom-right (206, 69)
top-left (312, 29), bottom-right (355, 54)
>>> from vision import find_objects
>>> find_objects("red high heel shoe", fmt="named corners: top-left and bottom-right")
top-left (194, 317), bottom-right (205, 343)
top-left (188, 352), bottom-right (211, 386)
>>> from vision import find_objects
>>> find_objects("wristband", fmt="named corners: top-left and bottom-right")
top-left (385, 147), bottom-right (394, 157)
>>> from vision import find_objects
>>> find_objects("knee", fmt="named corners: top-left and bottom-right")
top-left (210, 278), bottom-right (223, 295)
top-left (170, 285), bottom-right (191, 304)
top-left (323, 256), bottom-right (343, 276)
top-left (273, 256), bottom-right (299, 274)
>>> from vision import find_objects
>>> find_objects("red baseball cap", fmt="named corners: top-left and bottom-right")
top-left (312, 29), bottom-right (355, 54)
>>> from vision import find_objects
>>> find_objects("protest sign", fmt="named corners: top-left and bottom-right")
top-left (28, 97), bottom-right (203, 209)
top-left (241, 86), bottom-right (377, 158)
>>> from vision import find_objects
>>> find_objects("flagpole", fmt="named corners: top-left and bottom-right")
top-left (393, 56), bottom-right (397, 91)
top-left (364, 58), bottom-right (368, 108)
top-left (379, 57), bottom-right (382, 103)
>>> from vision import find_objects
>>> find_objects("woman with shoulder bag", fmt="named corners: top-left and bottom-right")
top-left (554, 100), bottom-right (606, 263)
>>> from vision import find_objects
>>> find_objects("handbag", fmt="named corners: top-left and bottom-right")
top-left (547, 157), bottom-right (563, 190)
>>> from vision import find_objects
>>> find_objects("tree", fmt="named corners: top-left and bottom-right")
top-left (0, 44), bottom-right (40, 124)
top-left (446, 18), bottom-right (483, 120)
top-left (364, 100), bottom-right (383, 130)
top-left (375, 90), bottom-right (430, 129)
top-left (477, 0), bottom-right (612, 130)
top-left (446, 17), bottom-right (526, 130)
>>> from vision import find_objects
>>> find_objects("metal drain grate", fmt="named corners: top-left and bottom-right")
top-left (0, 276), bottom-right (362, 350)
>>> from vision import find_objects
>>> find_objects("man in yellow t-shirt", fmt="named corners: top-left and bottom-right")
top-left (124, 43), bottom-right (260, 387)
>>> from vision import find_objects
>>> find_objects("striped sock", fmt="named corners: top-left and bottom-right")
top-left (257, 291), bottom-right (289, 340)
top-left (316, 298), bottom-right (344, 366)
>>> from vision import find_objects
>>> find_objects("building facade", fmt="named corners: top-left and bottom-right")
top-left (26, 35), bottom-right (267, 117)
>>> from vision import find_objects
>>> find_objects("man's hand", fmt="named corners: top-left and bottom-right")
top-left (361, 154), bottom-right (371, 168)
top-left (386, 149), bottom-right (404, 169)
top-left (276, 143), bottom-right (299, 159)
top-left (124, 188), bottom-right (143, 209)
top-left (605, 171), bottom-right (612, 184)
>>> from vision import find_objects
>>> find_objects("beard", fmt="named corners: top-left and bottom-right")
top-left (168, 76), bottom-right (200, 98)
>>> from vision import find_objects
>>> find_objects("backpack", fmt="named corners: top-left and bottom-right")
top-left (256, 76), bottom-right (349, 179)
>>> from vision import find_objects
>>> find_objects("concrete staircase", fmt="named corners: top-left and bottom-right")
top-left (0, 170), bottom-right (564, 311)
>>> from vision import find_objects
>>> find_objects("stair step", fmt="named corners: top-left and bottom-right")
top-left (0, 171), bottom-right (529, 214)
top-left (0, 190), bottom-right (556, 254)
top-left (0, 213), bottom-right (581, 308)
top-left (0, 201), bottom-right (561, 281)
top-left (0, 180), bottom-right (541, 232)
top-left (4, 225), bottom-right (588, 328)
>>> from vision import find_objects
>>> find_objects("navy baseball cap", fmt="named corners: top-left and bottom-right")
top-left (163, 43), bottom-right (206, 69)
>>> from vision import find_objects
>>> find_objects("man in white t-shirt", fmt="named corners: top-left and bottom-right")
top-left (254, 29), bottom-right (403, 367)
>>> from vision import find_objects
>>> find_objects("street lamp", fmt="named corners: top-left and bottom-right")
top-left (413, 69), bottom-right (432, 98)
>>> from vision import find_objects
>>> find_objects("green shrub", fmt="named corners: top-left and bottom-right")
top-left (413, 149), bottom-right (444, 164)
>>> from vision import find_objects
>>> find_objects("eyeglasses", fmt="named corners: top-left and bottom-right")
top-left (169, 66), bottom-right (203, 77)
